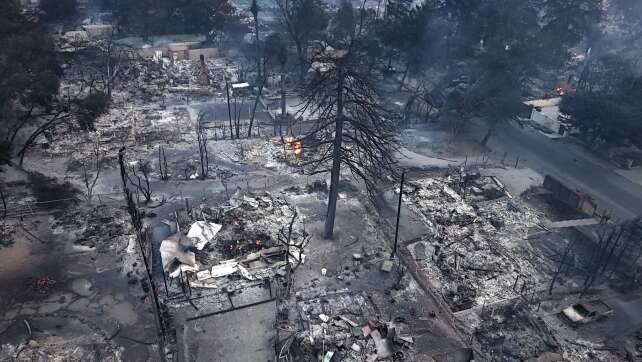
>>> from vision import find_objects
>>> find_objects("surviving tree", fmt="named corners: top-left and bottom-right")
top-left (39, 0), bottom-right (78, 23)
top-left (540, 0), bottom-right (602, 64)
top-left (560, 55), bottom-right (642, 148)
top-left (439, 0), bottom-right (602, 144)
top-left (264, 32), bottom-right (289, 136)
top-left (249, 0), bottom-right (261, 81)
top-left (0, 0), bottom-right (62, 165)
top-left (108, 0), bottom-right (238, 41)
top-left (275, 0), bottom-right (329, 77)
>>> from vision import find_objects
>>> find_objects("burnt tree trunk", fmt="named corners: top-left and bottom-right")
top-left (0, 187), bottom-right (6, 219)
top-left (281, 72), bottom-right (287, 136)
top-left (295, 42), bottom-right (305, 80)
top-left (18, 113), bottom-right (70, 166)
top-left (549, 240), bottom-right (576, 295)
top-left (248, 82), bottom-right (264, 138)
top-left (324, 68), bottom-right (344, 240)
top-left (481, 124), bottom-right (495, 146)
top-left (253, 8), bottom-right (261, 82)
top-left (399, 60), bottom-right (409, 90)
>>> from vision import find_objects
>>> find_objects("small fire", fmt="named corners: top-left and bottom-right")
top-left (283, 136), bottom-right (296, 145)
top-left (293, 141), bottom-right (302, 156)
top-left (555, 86), bottom-right (566, 96)
top-left (283, 136), bottom-right (303, 157)
top-left (256, 239), bottom-right (262, 246)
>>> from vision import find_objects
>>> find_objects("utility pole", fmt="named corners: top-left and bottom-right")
top-left (391, 170), bottom-right (405, 258)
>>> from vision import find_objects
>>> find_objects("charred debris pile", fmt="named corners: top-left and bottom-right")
top-left (402, 172), bottom-right (551, 312)
top-left (278, 291), bottom-right (417, 361)
top-left (159, 190), bottom-right (303, 302)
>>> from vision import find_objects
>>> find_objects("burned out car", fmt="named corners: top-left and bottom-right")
top-left (559, 300), bottom-right (613, 325)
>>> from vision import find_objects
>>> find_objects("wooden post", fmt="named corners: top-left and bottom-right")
top-left (226, 81), bottom-right (233, 139)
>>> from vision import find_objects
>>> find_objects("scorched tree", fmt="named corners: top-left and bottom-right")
top-left (299, 1), bottom-right (398, 239)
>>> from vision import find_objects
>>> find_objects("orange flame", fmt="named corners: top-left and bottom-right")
top-left (293, 141), bottom-right (302, 156)
top-left (283, 136), bottom-right (296, 145)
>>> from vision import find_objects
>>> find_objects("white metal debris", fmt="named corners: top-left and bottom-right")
top-left (210, 260), bottom-right (239, 278)
top-left (159, 233), bottom-right (197, 278)
top-left (231, 82), bottom-right (250, 89)
top-left (187, 221), bottom-right (222, 250)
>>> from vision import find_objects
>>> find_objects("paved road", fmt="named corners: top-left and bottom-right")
top-left (489, 121), bottom-right (642, 220)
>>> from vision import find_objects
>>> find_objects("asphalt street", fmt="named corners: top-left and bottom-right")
top-left (489, 121), bottom-right (642, 220)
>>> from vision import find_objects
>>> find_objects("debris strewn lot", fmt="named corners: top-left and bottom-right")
top-left (2, 12), bottom-right (641, 361)
top-left (397, 168), bottom-right (642, 361)
top-left (402, 174), bottom-right (549, 311)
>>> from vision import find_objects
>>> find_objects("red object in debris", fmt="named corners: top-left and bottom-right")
top-left (362, 325), bottom-right (372, 337)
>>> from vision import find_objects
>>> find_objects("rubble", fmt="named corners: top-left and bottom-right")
top-left (8, 16), bottom-right (636, 361)
top-left (279, 291), bottom-right (419, 361)
top-left (157, 190), bottom-right (304, 301)
top-left (402, 174), bottom-right (550, 311)
top-left (473, 303), bottom-right (561, 361)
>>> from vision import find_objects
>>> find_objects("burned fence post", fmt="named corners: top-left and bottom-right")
top-left (226, 80), bottom-right (234, 139)
top-left (391, 170), bottom-right (405, 258)
top-left (160, 260), bottom-right (169, 296)
top-left (118, 147), bottom-right (167, 361)
top-left (186, 271), bottom-right (193, 297)
top-left (179, 268), bottom-right (186, 296)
